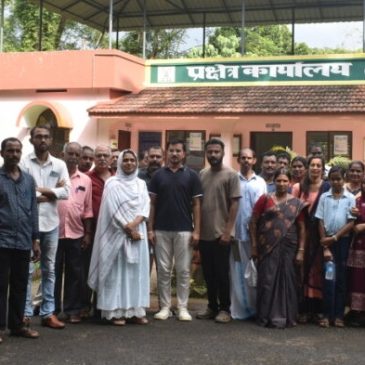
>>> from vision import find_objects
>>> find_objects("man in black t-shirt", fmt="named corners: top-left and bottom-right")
top-left (148, 140), bottom-right (202, 321)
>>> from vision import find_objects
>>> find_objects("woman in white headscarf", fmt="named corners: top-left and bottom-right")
top-left (88, 149), bottom-right (150, 325)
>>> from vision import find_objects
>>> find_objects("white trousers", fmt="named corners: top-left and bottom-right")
top-left (154, 231), bottom-right (192, 309)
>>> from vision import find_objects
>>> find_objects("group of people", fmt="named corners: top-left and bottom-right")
top-left (1, 129), bottom-right (365, 345)
top-left (243, 146), bottom-right (365, 329)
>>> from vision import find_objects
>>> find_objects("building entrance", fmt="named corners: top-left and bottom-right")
top-left (250, 131), bottom-right (293, 169)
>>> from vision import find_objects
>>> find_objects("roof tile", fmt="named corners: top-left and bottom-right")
top-left (88, 85), bottom-right (365, 116)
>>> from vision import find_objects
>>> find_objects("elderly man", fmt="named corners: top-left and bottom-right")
top-left (82, 145), bottom-right (113, 317)
top-left (55, 142), bottom-right (93, 323)
top-left (110, 148), bottom-right (121, 174)
top-left (0, 138), bottom-right (40, 342)
top-left (21, 125), bottom-right (70, 329)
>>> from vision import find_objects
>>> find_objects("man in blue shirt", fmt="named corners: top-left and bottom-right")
top-left (231, 148), bottom-right (266, 320)
top-left (0, 137), bottom-right (40, 342)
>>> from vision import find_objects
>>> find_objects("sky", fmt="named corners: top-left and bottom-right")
top-left (182, 21), bottom-right (363, 52)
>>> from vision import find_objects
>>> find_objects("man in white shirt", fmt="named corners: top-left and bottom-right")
top-left (21, 125), bottom-right (70, 329)
top-left (231, 148), bottom-right (266, 319)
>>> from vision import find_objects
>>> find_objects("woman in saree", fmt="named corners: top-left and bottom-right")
top-left (250, 169), bottom-right (306, 328)
top-left (292, 156), bottom-right (330, 323)
top-left (88, 149), bottom-right (150, 325)
top-left (347, 176), bottom-right (365, 326)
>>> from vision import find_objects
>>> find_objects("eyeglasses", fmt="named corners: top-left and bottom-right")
top-left (95, 153), bottom-right (110, 159)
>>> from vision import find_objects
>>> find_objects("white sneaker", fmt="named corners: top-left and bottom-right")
top-left (154, 307), bottom-right (172, 320)
top-left (178, 308), bottom-right (192, 321)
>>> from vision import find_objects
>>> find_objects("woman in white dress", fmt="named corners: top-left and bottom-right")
top-left (88, 149), bottom-right (150, 325)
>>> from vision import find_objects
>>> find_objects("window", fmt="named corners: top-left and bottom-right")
top-left (306, 131), bottom-right (352, 161)
top-left (138, 131), bottom-right (162, 157)
top-left (166, 130), bottom-right (206, 171)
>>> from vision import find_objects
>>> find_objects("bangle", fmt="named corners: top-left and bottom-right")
top-left (298, 248), bottom-right (304, 252)
top-left (333, 235), bottom-right (338, 242)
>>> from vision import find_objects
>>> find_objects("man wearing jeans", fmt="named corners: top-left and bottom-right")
top-left (21, 125), bottom-right (70, 329)
top-left (148, 140), bottom-right (202, 321)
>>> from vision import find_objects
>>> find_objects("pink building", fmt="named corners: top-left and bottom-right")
top-left (1, 49), bottom-right (365, 169)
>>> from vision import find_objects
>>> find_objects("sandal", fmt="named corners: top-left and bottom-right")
top-left (319, 318), bottom-right (330, 328)
top-left (80, 308), bottom-right (91, 319)
top-left (112, 318), bottom-right (126, 326)
top-left (298, 314), bottom-right (309, 324)
top-left (334, 318), bottom-right (345, 328)
top-left (127, 316), bottom-right (149, 325)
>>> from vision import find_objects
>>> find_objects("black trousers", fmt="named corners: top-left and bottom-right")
top-left (55, 238), bottom-right (82, 315)
top-left (0, 247), bottom-right (30, 330)
top-left (81, 244), bottom-right (93, 310)
top-left (199, 240), bottom-right (231, 313)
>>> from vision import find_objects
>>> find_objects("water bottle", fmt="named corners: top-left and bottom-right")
top-left (325, 261), bottom-right (335, 281)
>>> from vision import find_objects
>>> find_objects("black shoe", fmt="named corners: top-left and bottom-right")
top-left (10, 327), bottom-right (39, 339)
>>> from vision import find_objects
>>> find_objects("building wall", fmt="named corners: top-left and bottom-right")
top-left (0, 50), bottom-right (364, 169)
top-left (97, 114), bottom-right (365, 169)
top-left (0, 89), bottom-right (110, 158)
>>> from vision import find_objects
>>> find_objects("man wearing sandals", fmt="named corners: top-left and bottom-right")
top-left (54, 142), bottom-right (93, 324)
top-left (0, 138), bottom-right (40, 342)
top-left (198, 138), bottom-right (241, 323)
top-left (22, 126), bottom-right (70, 330)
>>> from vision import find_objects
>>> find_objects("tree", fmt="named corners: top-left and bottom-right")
top-left (186, 25), bottom-right (356, 58)
top-left (3, 0), bottom-right (107, 51)
top-left (120, 29), bottom-right (186, 58)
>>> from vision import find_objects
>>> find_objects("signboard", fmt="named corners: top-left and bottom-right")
top-left (149, 55), bottom-right (365, 85)
top-left (334, 135), bottom-right (349, 155)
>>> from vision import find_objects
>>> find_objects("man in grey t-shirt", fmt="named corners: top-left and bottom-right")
top-left (198, 138), bottom-right (241, 323)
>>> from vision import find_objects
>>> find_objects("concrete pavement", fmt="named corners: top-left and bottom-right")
top-left (1, 296), bottom-right (365, 365)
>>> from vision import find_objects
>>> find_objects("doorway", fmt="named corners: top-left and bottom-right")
top-left (36, 108), bottom-right (70, 157)
top-left (250, 131), bottom-right (292, 168)
top-left (118, 130), bottom-right (131, 150)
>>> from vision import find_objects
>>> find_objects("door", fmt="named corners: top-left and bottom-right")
top-left (118, 130), bottom-right (131, 150)
top-left (250, 131), bottom-right (292, 168)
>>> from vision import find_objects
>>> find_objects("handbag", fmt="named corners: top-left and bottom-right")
top-left (244, 258), bottom-right (257, 288)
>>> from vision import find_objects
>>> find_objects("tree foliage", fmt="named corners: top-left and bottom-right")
top-left (0, 1), bottom-right (357, 57)
top-left (187, 25), bottom-right (357, 58)
top-left (2, 0), bottom-right (107, 51)
top-left (120, 29), bottom-right (186, 58)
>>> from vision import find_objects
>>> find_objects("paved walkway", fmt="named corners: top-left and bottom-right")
top-left (1, 295), bottom-right (364, 365)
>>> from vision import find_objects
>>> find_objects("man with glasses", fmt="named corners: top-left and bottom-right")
top-left (21, 125), bottom-right (70, 329)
